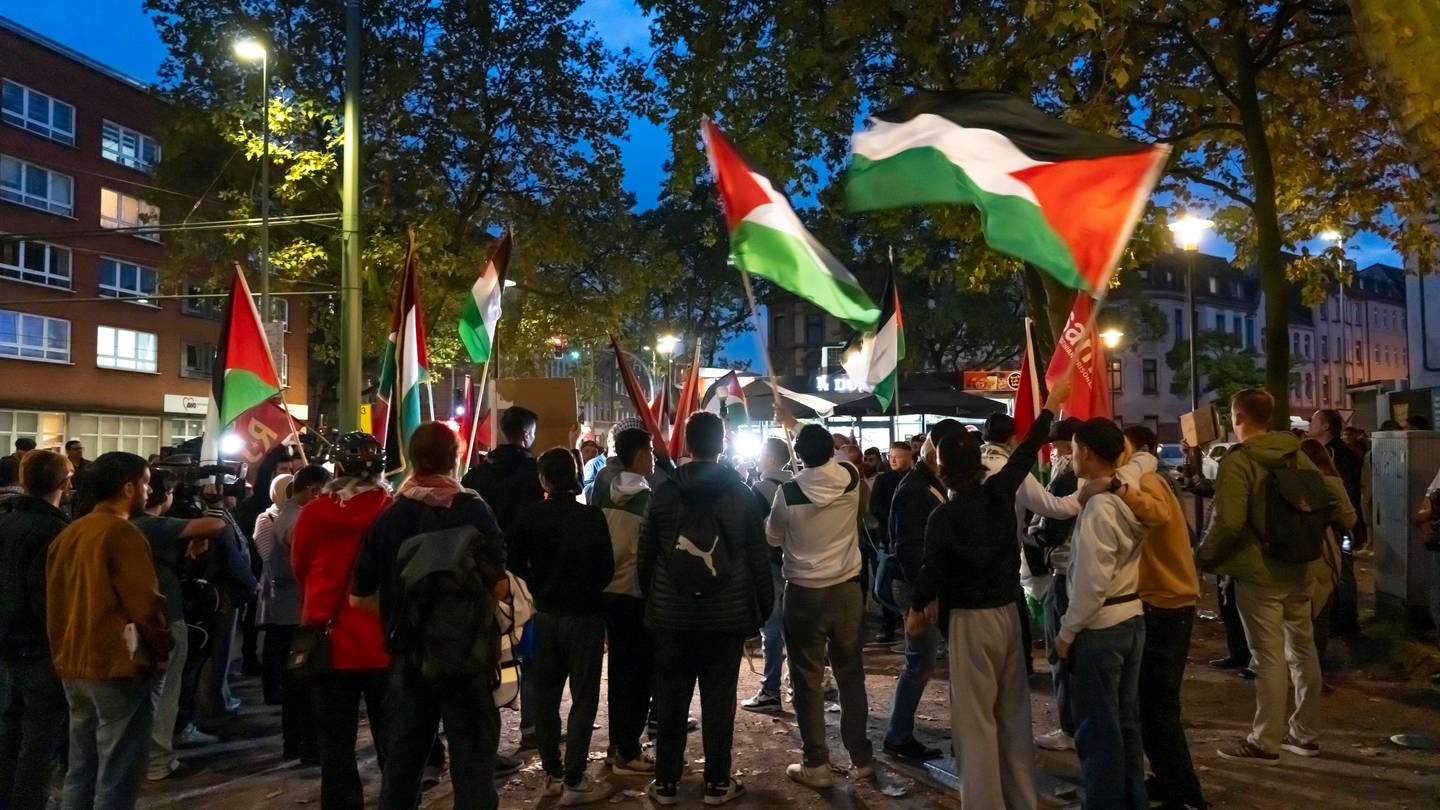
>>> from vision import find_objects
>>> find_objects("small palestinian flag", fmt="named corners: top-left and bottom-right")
top-left (459, 229), bottom-right (512, 364)
top-left (702, 117), bottom-right (880, 330)
top-left (841, 265), bottom-right (904, 412)
top-left (213, 266), bottom-right (282, 429)
top-left (848, 91), bottom-right (1169, 293)
top-left (701, 371), bottom-right (749, 425)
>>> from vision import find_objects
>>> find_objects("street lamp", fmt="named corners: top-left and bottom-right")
top-left (1320, 230), bottom-right (1347, 406)
top-left (233, 38), bottom-right (272, 321)
top-left (1168, 215), bottom-right (1214, 412)
top-left (657, 334), bottom-right (680, 389)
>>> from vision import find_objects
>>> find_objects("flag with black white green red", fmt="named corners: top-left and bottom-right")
top-left (701, 371), bottom-right (749, 425)
top-left (375, 240), bottom-right (429, 479)
top-left (701, 118), bottom-right (880, 330)
top-left (841, 265), bottom-right (904, 412)
top-left (847, 91), bottom-right (1169, 294)
top-left (459, 229), bottom-right (512, 364)
top-left (212, 265), bottom-right (283, 429)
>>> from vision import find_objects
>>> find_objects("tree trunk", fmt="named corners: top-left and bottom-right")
top-left (1022, 263), bottom-right (1075, 360)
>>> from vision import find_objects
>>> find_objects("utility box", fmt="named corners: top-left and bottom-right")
top-left (1369, 429), bottom-right (1440, 625)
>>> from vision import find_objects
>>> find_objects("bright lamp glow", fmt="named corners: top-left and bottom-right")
top-left (1320, 230), bottom-right (1342, 243)
top-left (656, 335), bottom-right (680, 356)
top-left (1099, 328), bottom-right (1125, 349)
top-left (219, 433), bottom-right (245, 456)
top-left (1168, 215), bottom-right (1214, 252)
top-left (233, 39), bottom-right (267, 62)
top-left (732, 431), bottom-right (762, 460)
top-left (454, 405), bottom-right (466, 418)
top-left (503, 279), bottom-right (517, 288)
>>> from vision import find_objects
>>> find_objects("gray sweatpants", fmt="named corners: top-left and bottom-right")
top-left (783, 579), bottom-right (873, 768)
top-left (947, 605), bottom-right (1038, 810)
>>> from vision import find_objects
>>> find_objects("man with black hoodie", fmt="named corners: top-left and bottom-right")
top-left (638, 412), bottom-right (770, 806)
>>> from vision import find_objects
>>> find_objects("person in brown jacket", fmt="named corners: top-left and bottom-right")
top-left (47, 452), bottom-right (170, 810)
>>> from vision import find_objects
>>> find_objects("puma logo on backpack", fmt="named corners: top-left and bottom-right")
top-left (675, 534), bottom-right (719, 578)
top-left (669, 489), bottom-right (731, 596)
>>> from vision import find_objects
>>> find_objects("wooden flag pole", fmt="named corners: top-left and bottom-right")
top-left (274, 387), bottom-right (309, 466)
top-left (888, 244), bottom-right (901, 424)
top-left (467, 358), bottom-right (492, 470)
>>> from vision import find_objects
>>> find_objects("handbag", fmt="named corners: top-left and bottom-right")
top-left (287, 573), bottom-right (352, 680)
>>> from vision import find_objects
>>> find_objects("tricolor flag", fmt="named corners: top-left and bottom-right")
top-left (701, 118), bottom-right (880, 330)
top-left (375, 239), bottom-right (430, 479)
top-left (841, 266), bottom-right (904, 412)
top-left (1045, 294), bottom-right (1110, 420)
top-left (848, 91), bottom-right (1169, 294)
top-left (203, 266), bottom-right (288, 463)
top-left (458, 230), bottom-right (512, 364)
top-left (701, 371), bottom-right (749, 425)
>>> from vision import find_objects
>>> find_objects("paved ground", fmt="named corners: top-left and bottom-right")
top-left (139, 557), bottom-right (1440, 809)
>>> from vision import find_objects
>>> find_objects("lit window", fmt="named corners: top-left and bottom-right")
top-left (1109, 359), bottom-right (1123, 394)
top-left (0, 238), bottom-right (71, 288)
top-left (180, 341), bottom-right (215, 378)
top-left (0, 80), bottom-right (75, 145)
top-left (96, 325), bottom-right (158, 372)
top-left (0, 156), bottom-right (73, 216)
top-left (0, 309), bottom-right (70, 363)
top-left (101, 120), bottom-right (161, 172)
top-left (98, 258), bottom-right (158, 303)
top-left (99, 188), bottom-right (160, 240)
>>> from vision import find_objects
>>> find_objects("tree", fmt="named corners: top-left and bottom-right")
top-left (1165, 330), bottom-right (1300, 414)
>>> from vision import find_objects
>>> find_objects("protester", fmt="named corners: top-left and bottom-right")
top-left (0, 437), bottom-right (36, 489)
top-left (1198, 389), bottom-right (1342, 764)
top-left (866, 440), bottom-right (913, 645)
top-left (270, 463), bottom-right (330, 764)
top-left (0, 450), bottom-right (71, 810)
top-left (1033, 416), bottom-right (1082, 752)
top-left (882, 419), bottom-right (964, 762)
top-left (766, 424), bottom-right (874, 789)
top-left (292, 432), bottom-right (393, 809)
top-left (47, 452), bottom-right (172, 810)
top-left (509, 447), bottom-right (615, 804)
top-left (584, 417), bottom-right (648, 504)
top-left (1297, 439), bottom-right (1358, 679)
top-left (252, 472), bottom-right (294, 705)
top-left (638, 412), bottom-right (771, 806)
top-left (594, 428), bottom-right (657, 773)
top-left (234, 445), bottom-right (304, 678)
top-left (64, 439), bottom-right (89, 480)
top-left (350, 422), bottom-right (507, 810)
top-left (742, 437), bottom-right (792, 714)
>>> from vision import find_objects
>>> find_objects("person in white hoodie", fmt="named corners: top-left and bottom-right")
top-left (594, 428), bottom-right (656, 776)
top-left (766, 424), bottom-right (874, 789)
top-left (1057, 418), bottom-right (1148, 810)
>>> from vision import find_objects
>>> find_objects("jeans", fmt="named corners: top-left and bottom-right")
top-left (1235, 580), bottom-right (1321, 754)
top-left (149, 621), bottom-right (189, 768)
top-left (61, 676), bottom-right (157, 810)
top-left (0, 657), bottom-right (67, 810)
top-left (1070, 615), bottom-right (1146, 810)
top-left (759, 562), bottom-right (786, 697)
top-left (885, 579), bottom-right (940, 746)
top-left (379, 658), bottom-right (501, 810)
top-left (1139, 604), bottom-right (1204, 809)
top-left (1218, 576), bottom-right (1250, 664)
top-left (1042, 574), bottom-right (1075, 736)
top-left (651, 630), bottom-right (744, 785)
top-left (532, 612), bottom-right (606, 785)
top-left (311, 669), bottom-right (389, 810)
top-left (947, 606), bottom-right (1036, 810)
top-left (197, 607), bottom-right (237, 722)
top-left (602, 595), bottom-right (650, 762)
top-left (783, 580), bottom-right (872, 768)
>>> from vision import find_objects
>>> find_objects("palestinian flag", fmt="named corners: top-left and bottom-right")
top-left (848, 91), bottom-right (1169, 293)
top-left (840, 266), bottom-right (904, 412)
top-left (458, 229), bottom-right (512, 364)
top-left (213, 266), bottom-right (282, 429)
top-left (701, 118), bottom-right (880, 330)
top-left (375, 239), bottom-right (430, 478)
top-left (701, 371), bottom-right (749, 425)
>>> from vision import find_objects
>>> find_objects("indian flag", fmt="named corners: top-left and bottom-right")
top-left (701, 118), bottom-right (880, 330)
top-left (459, 230), bottom-right (512, 364)
top-left (848, 91), bottom-right (1169, 293)
top-left (841, 266), bottom-right (904, 412)
top-left (375, 240), bottom-right (429, 478)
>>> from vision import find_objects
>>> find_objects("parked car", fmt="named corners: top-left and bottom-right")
top-left (1201, 442), bottom-right (1234, 480)
top-left (1156, 443), bottom-right (1187, 482)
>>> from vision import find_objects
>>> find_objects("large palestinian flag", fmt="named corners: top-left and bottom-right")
top-left (841, 265), bottom-right (904, 412)
top-left (213, 266), bottom-right (282, 429)
top-left (848, 91), bottom-right (1169, 293)
top-left (459, 229), bottom-right (512, 364)
top-left (702, 118), bottom-right (880, 330)
top-left (375, 241), bottom-right (429, 478)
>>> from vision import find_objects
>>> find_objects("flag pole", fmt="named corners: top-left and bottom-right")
top-left (888, 244), bottom-right (901, 425)
top-left (738, 266), bottom-right (796, 450)
top-left (274, 388), bottom-right (309, 466)
top-left (467, 358), bottom-right (491, 470)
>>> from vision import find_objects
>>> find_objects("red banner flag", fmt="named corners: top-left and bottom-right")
top-left (232, 397), bottom-right (298, 467)
top-left (1013, 318), bottom-right (1042, 439)
top-left (1044, 294), bottom-right (1110, 421)
top-left (668, 343), bottom-right (705, 460)
top-left (610, 335), bottom-right (669, 460)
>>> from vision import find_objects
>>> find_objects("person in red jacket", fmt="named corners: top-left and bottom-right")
top-left (292, 433), bottom-right (392, 809)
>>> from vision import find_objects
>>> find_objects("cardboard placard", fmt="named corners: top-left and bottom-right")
top-left (492, 377), bottom-right (578, 452)
top-left (1180, 404), bottom-right (1221, 448)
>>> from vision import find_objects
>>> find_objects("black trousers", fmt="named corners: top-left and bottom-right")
top-left (176, 620), bottom-right (215, 732)
top-left (261, 624), bottom-right (289, 705)
top-left (263, 625), bottom-right (317, 757)
top-left (1139, 604), bottom-right (1206, 809)
top-left (0, 657), bottom-right (67, 810)
top-left (602, 594), bottom-right (651, 762)
top-left (1330, 550), bottom-right (1360, 635)
top-left (311, 669), bottom-right (388, 810)
top-left (1218, 576), bottom-right (1251, 663)
top-left (651, 630), bottom-right (744, 785)
top-left (533, 612), bottom-right (606, 785)
top-left (379, 659), bottom-right (500, 810)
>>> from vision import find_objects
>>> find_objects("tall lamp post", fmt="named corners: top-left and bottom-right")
top-left (1320, 230), bottom-right (1347, 407)
top-left (657, 334), bottom-right (680, 390)
top-left (233, 39), bottom-right (271, 319)
top-left (1100, 328), bottom-right (1124, 419)
top-left (1168, 215), bottom-right (1215, 412)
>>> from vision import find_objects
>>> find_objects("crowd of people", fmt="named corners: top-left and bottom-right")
top-left (0, 381), bottom-right (1431, 810)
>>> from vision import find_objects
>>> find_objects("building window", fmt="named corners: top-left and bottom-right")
top-left (96, 326), bottom-right (158, 372)
top-left (99, 188), bottom-right (160, 240)
top-left (98, 258), bottom-right (158, 303)
top-left (1354, 341), bottom-right (1362, 363)
top-left (0, 408), bottom-right (66, 452)
top-left (70, 413), bottom-right (161, 457)
top-left (1375, 346), bottom-right (1382, 363)
top-left (166, 417), bottom-right (205, 446)
top-left (0, 309), bottom-right (70, 363)
top-left (1142, 358), bottom-right (1158, 395)
top-left (804, 313), bottom-right (823, 346)
top-left (1214, 312), bottom-right (1224, 331)
top-left (0, 156), bottom-right (73, 216)
top-left (1109, 359), bottom-right (1122, 394)
top-left (1304, 374), bottom-right (1313, 401)
top-left (1172, 308), bottom-right (1183, 343)
top-left (269, 298), bottom-right (290, 331)
top-left (280, 351), bottom-right (289, 386)
top-left (0, 80), bottom-right (74, 145)
top-left (180, 282), bottom-right (222, 319)
top-left (180, 341), bottom-right (215, 379)
top-left (1303, 334), bottom-right (1311, 358)
top-left (1323, 375), bottom-right (1330, 402)
top-left (1321, 339), bottom-right (1329, 362)
top-left (1245, 317), bottom-right (1255, 349)
top-left (1208, 277), bottom-right (1218, 294)
top-left (0, 238), bottom-right (71, 288)
top-left (101, 121), bottom-right (160, 172)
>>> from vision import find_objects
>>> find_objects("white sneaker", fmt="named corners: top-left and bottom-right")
top-left (612, 752), bottom-right (656, 776)
top-left (146, 758), bottom-right (180, 782)
top-left (174, 725), bottom-right (218, 748)
top-left (1035, 729), bottom-right (1075, 751)
top-left (558, 777), bottom-right (616, 806)
top-left (786, 762), bottom-right (834, 790)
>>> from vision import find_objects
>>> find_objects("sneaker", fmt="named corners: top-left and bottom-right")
top-left (1281, 734), bottom-right (1320, 758)
top-left (541, 774), bottom-right (564, 798)
top-left (494, 753), bottom-right (523, 777)
top-left (1208, 656), bottom-right (1245, 670)
top-left (559, 777), bottom-right (616, 806)
top-left (1215, 738), bottom-right (1279, 765)
top-left (786, 762), bottom-right (834, 790)
top-left (852, 762), bottom-right (876, 782)
top-left (703, 777), bottom-right (746, 805)
top-left (146, 758), bottom-right (181, 782)
top-left (174, 724), bottom-right (219, 748)
top-left (421, 764), bottom-right (443, 790)
top-left (741, 690), bottom-right (783, 714)
top-left (1238, 667), bottom-right (1257, 680)
top-left (1035, 729), bottom-right (1076, 751)
top-left (612, 752), bottom-right (656, 776)
top-left (882, 738), bottom-right (942, 761)
top-left (647, 780), bottom-right (679, 806)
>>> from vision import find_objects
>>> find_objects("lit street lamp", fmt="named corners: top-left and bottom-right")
top-left (1320, 229), bottom-right (1348, 406)
top-left (233, 38), bottom-right (272, 321)
top-left (1168, 214), bottom-right (1214, 412)
top-left (656, 334), bottom-right (680, 389)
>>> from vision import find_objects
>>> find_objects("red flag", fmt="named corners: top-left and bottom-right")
top-left (1044, 294), bottom-right (1111, 420)
top-left (457, 375), bottom-right (475, 471)
top-left (649, 386), bottom-right (670, 443)
top-left (232, 398), bottom-right (297, 467)
top-left (668, 343), bottom-right (704, 460)
top-left (610, 335), bottom-right (669, 460)
top-left (1014, 318), bottom-right (1041, 438)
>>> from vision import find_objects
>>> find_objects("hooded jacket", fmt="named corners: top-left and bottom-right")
top-left (1112, 452), bottom-right (1200, 609)
top-left (595, 470), bottom-right (651, 597)
top-left (889, 461), bottom-right (946, 585)
top-left (1196, 431), bottom-right (1343, 586)
top-left (291, 480), bottom-right (391, 671)
top-left (461, 444), bottom-right (543, 533)
top-left (765, 459), bottom-right (864, 589)
top-left (0, 495), bottom-right (69, 661)
top-left (639, 460), bottom-right (771, 634)
top-left (1059, 489), bottom-right (1146, 644)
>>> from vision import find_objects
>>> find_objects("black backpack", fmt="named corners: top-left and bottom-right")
top-left (667, 487), bottom-right (732, 597)
top-left (391, 495), bottom-right (502, 681)
top-left (1251, 453), bottom-right (1333, 564)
